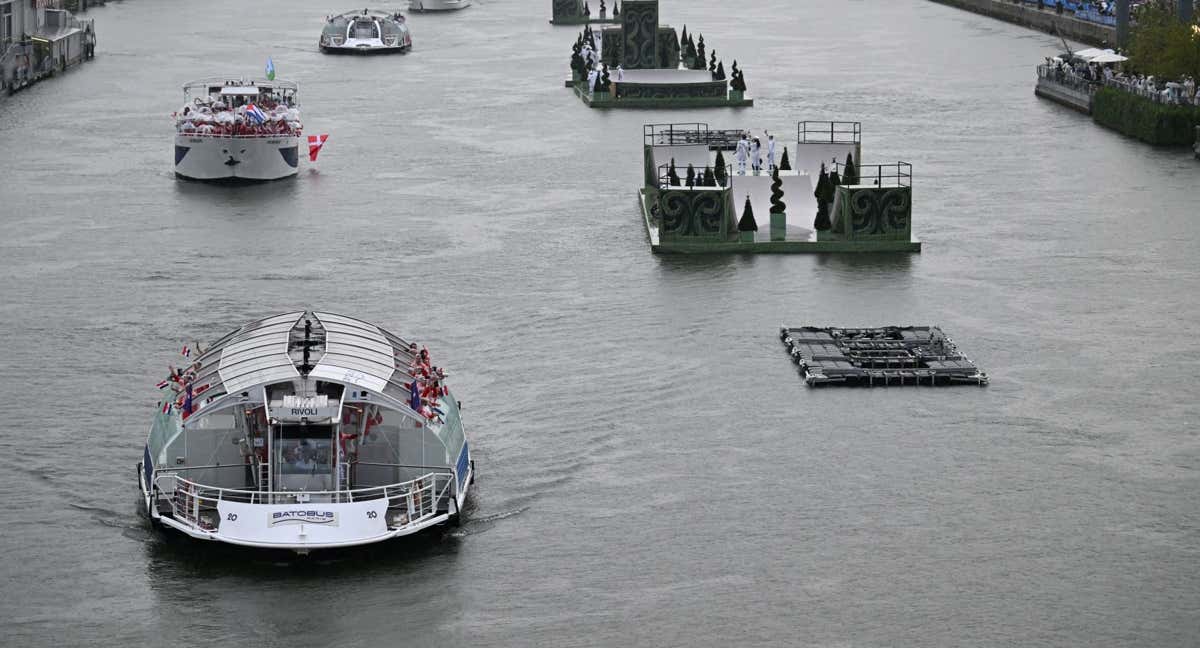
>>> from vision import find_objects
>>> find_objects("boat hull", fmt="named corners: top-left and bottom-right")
top-left (137, 459), bottom-right (473, 552)
top-left (174, 133), bottom-right (300, 182)
top-left (409, 0), bottom-right (471, 11)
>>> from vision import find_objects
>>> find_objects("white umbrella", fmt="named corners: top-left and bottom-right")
top-left (1090, 52), bottom-right (1128, 64)
top-left (1071, 48), bottom-right (1105, 61)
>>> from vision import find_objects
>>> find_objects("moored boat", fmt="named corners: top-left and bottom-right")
top-left (409, 0), bottom-right (471, 12)
top-left (138, 311), bottom-right (475, 553)
top-left (174, 77), bottom-right (302, 182)
top-left (320, 9), bottom-right (413, 53)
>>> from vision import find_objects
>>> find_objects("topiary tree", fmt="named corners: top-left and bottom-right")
top-left (779, 146), bottom-right (791, 171)
top-left (570, 48), bottom-right (584, 77)
top-left (685, 163), bottom-right (696, 188)
top-left (584, 1), bottom-right (590, 17)
top-left (680, 25), bottom-right (687, 52)
top-left (599, 0), bottom-right (606, 16)
top-left (769, 166), bottom-right (786, 215)
top-left (612, 1), bottom-right (618, 16)
top-left (731, 59), bottom-right (739, 76)
top-left (687, 34), bottom-right (696, 61)
top-left (668, 158), bottom-right (680, 186)
top-left (734, 69), bottom-right (747, 92)
top-left (738, 195), bottom-right (757, 232)
top-left (695, 35), bottom-right (706, 70)
top-left (709, 50), bottom-right (716, 73)
top-left (715, 60), bottom-right (726, 81)
top-left (827, 167), bottom-right (841, 192)
top-left (703, 165), bottom-right (715, 187)
top-left (813, 164), bottom-right (831, 231)
top-left (599, 63), bottom-right (611, 92)
top-left (714, 150), bottom-right (727, 186)
top-left (842, 152), bottom-right (857, 186)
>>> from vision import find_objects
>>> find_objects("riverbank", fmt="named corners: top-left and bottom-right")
top-left (928, 0), bottom-right (1116, 46)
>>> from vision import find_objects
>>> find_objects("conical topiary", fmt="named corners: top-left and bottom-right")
top-left (600, 63), bottom-right (611, 90)
top-left (814, 164), bottom-right (831, 231)
top-left (731, 69), bottom-right (746, 92)
top-left (695, 35), bottom-right (706, 70)
top-left (714, 150), bottom-right (727, 186)
top-left (738, 195), bottom-right (757, 232)
top-left (612, 1), bottom-right (618, 16)
top-left (584, 1), bottom-right (590, 16)
top-left (703, 165), bottom-right (715, 187)
top-left (843, 152), bottom-right (857, 186)
top-left (827, 167), bottom-right (841, 193)
top-left (685, 163), bottom-right (696, 187)
top-left (779, 146), bottom-right (791, 171)
top-left (680, 25), bottom-right (687, 51)
top-left (668, 158), bottom-right (680, 186)
top-left (715, 60), bottom-right (725, 81)
top-left (769, 166), bottom-right (786, 215)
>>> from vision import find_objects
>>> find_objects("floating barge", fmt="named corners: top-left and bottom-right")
top-left (780, 326), bottom-right (988, 387)
top-left (640, 122), bottom-right (921, 254)
top-left (566, 0), bottom-right (751, 109)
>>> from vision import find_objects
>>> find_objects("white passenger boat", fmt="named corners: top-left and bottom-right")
top-left (174, 78), bottom-right (302, 182)
top-left (320, 9), bottom-right (413, 53)
top-left (409, 0), bottom-right (471, 12)
top-left (138, 312), bottom-right (475, 553)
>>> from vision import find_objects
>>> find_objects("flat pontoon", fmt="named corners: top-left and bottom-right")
top-left (138, 311), bottom-right (474, 553)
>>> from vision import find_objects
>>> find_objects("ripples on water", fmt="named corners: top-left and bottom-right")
top-left (0, 0), bottom-right (1198, 645)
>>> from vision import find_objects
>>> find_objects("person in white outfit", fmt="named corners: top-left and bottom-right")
top-left (750, 137), bottom-right (761, 174)
top-left (734, 135), bottom-right (748, 175)
top-left (587, 68), bottom-right (599, 95)
top-left (616, 65), bottom-right (624, 81)
top-left (765, 132), bottom-right (776, 171)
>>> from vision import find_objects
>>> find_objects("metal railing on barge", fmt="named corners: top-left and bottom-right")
top-left (152, 468), bottom-right (455, 533)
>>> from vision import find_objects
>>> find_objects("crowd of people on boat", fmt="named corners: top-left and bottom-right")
top-left (161, 342), bottom-right (210, 419)
top-left (406, 343), bottom-right (449, 424)
top-left (175, 94), bottom-right (302, 136)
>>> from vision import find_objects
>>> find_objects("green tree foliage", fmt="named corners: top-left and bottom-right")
top-left (668, 158), bottom-right (680, 186)
top-left (696, 35), bottom-right (706, 70)
top-left (1127, 1), bottom-right (1200, 80)
top-left (779, 146), bottom-right (791, 171)
top-left (709, 50), bottom-right (717, 73)
top-left (842, 152), bottom-right (857, 186)
top-left (738, 195), bottom-right (758, 232)
top-left (714, 150), bottom-right (728, 186)
top-left (715, 61), bottom-right (726, 81)
top-left (1093, 86), bottom-right (1200, 144)
top-left (813, 164), bottom-right (831, 231)
top-left (769, 167), bottom-right (786, 214)
top-left (685, 163), bottom-right (696, 187)
top-left (703, 165), bottom-right (716, 187)
top-left (612, 1), bottom-right (618, 17)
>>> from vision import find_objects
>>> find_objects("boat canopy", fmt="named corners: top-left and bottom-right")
top-left (184, 311), bottom-right (430, 422)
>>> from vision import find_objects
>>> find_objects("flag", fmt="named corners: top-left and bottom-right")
top-left (265, 57), bottom-right (276, 81)
top-left (161, 402), bottom-right (171, 414)
top-left (246, 104), bottom-right (267, 125)
top-left (180, 344), bottom-right (190, 357)
top-left (409, 380), bottom-right (421, 411)
top-left (156, 379), bottom-right (169, 389)
top-left (307, 134), bottom-right (328, 162)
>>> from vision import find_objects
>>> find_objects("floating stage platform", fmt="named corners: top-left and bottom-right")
top-left (780, 326), bottom-right (988, 387)
top-left (639, 122), bottom-right (921, 254)
top-left (566, 0), bottom-right (751, 109)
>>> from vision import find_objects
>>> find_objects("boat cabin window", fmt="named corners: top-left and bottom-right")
top-left (274, 424), bottom-right (334, 491)
top-left (352, 19), bottom-right (379, 39)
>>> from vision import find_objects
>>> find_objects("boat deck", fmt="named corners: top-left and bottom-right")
top-left (780, 326), bottom-right (987, 387)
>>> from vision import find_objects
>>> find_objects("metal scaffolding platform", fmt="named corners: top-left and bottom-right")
top-left (779, 326), bottom-right (988, 387)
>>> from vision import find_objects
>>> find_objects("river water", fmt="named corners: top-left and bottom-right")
top-left (1, 0), bottom-right (1198, 645)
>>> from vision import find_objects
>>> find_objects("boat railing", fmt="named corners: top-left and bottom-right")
top-left (175, 128), bottom-right (301, 139)
top-left (1037, 64), bottom-right (1099, 95)
top-left (643, 122), bottom-right (710, 146)
top-left (832, 161), bottom-right (912, 188)
top-left (656, 162), bottom-right (732, 189)
top-left (153, 470), bottom-right (455, 533)
top-left (798, 121), bottom-right (861, 145)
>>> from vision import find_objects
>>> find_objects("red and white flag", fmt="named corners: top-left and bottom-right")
top-left (180, 344), bottom-right (190, 358)
top-left (308, 134), bottom-right (329, 162)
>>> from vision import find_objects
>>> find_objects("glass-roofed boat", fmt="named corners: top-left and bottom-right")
top-left (137, 311), bottom-right (474, 553)
top-left (320, 9), bottom-right (413, 53)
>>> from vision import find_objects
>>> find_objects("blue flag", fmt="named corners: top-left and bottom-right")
top-left (265, 57), bottom-right (276, 81)
top-left (410, 380), bottom-right (421, 411)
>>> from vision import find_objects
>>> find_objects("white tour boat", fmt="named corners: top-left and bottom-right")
top-left (320, 10), bottom-right (413, 53)
top-left (409, 0), bottom-right (471, 11)
top-left (138, 311), bottom-right (475, 553)
top-left (174, 77), bottom-right (302, 182)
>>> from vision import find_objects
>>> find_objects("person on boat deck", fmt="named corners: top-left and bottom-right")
top-left (734, 135), bottom-right (748, 175)
top-left (750, 137), bottom-right (762, 174)
top-left (765, 132), bottom-right (776, 171)
top-left (587, 68), bottom-right (599, 95)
